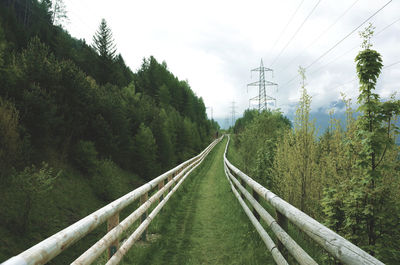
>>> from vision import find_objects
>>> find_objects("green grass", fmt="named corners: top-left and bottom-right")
top-left (121, 137), bottom-right (273, 264)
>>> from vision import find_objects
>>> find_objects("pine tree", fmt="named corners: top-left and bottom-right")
top-left (92, 18), bottom-right (116, 61)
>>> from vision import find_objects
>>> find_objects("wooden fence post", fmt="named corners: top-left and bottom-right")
top-left (276, 210), bottom-right (288, 260)
top-left (252, 190), bottom-right (260, 221)
top-left (140, 192), bottom-right (148, 241)
top-left (158, 180), bottom-right (165, 203)
top-left (168, 174), bottom-right (173, 192)
top-left (107, 213), bottom-right (119, 259)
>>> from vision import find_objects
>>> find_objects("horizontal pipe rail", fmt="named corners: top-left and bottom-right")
top-left (223, 164), bottom-right (288, 265)
top-left (107, 145), bottom-right (214, 265)
top-left (3, 137), bottom-right (221, 265)
top-left (223, 135), bottom-right (384, 265)
top-left (73, 139), bottom-right (217, 265)
top-left (225, 166), bottom-right (317, 265)
top-left (72, 156), bottom-right (199, 264)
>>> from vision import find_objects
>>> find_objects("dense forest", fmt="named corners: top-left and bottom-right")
top-left (0, 0), bottom-right (218, 261)
top-left (232, 25), bottom-right (400, 264)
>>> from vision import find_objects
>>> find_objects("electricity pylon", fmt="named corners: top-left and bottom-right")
top-left (247, 59), bottom-right (278, 112)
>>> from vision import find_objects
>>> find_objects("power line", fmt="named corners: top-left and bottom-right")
top-left (280, 0), bottom-right (360, 71)
top-left (269, 0), bottom-right (305, 53)
top-left (304, 0), bottom-right (392, 70)
top-left (316, 58), bottom-right (400, 95)
top-left (376, 16), bottom-right (400, 36)
top-left (281, 1), bottom-right (394, 88)
top-left (270, 0), bottom-right (322, 67)
top-left (308, 15), bottom-right (400, 77)
top-left (383, 60), bottom-right (400, 69)
top-left (285, 59), bottom-right (400, 110)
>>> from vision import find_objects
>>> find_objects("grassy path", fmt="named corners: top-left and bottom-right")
top-left (122, 138), bottom-right (273, 265)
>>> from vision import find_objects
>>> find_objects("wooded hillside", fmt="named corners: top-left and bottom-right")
top-left (0, 0), bottom-right (218, 261)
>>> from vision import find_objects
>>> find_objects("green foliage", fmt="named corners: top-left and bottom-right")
top-left (72, 140), bottom-right (98, 174)
top-left (0, 98), bottom-right (21, 177)
top-left (12, 162), bottom-right (60, 231)
top-left (275, 26), bottom-right (400, 262)
top-left (91, 159), bottom-right (124, 202)
top-left (0, 1), bottom-right (217, 261)
top-left (233, 109), bottom-right (259, 135)
top-left (273, 76), bottom-right (320, 214)
top-left (125, 138), bottom-right (274, 264)
top-left (234, 109), bottom-right (291, 187)
top-left (345, 24), bottom-right (400, 255)
top-left (152, 109), bottom-right (175, 169)
top-left (229, 24), bottom-right (400, 263)
top-left (133, 123), bottom-right (159, 179)
top-left (158, 84), bottom-right (171, 106)
top-left (92, 18), bottom-right (116, 61)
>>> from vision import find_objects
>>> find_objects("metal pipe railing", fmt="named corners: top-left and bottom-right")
top-left (225, 165), bottom-right (317, 265)
top-left (223, 163), bottom-right (289, 265)
top-left (107, 143), bottom-right (215, 265)
top-left (223, 135), bottom-right (384, 265)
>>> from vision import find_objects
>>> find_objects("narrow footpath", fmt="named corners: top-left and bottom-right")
top-left (123, 137), bottom-right (273, 265)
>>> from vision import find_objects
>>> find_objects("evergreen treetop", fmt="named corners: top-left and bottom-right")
top-left (93, 18), bottom-right (116, 61)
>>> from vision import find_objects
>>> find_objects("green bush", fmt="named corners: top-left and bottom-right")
top-left (91, 159), bottom-right (124, 202)
top-left (12, 162), bottom-right (60, 231)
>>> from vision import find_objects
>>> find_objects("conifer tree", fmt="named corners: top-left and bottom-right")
top-left (93, 18), bottom-right (116, 61)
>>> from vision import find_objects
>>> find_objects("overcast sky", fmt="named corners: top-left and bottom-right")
top-left (64, 0), bottom-right (400, 126)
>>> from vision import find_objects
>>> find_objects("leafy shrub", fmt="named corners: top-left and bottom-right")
top-left (12, 162), bottom-right (60, 231)
top-left (91, 159), bottom-right (124, 202)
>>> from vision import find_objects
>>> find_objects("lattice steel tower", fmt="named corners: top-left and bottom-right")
top-left (247, 59), bottom-right (278, 112)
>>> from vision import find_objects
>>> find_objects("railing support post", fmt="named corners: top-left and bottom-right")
top-left (158, 180), bottom-right (165, 203)
top-left (107, 212), bottom-right (119, 259)
top-left (276, 210), bottom-right (288, 260)
top-left (168, 174), bottom-right (173, 192)
top-left (140, 192), bottom-right (148, 241)
top-left (252, 190), bottom-right (260, 221)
